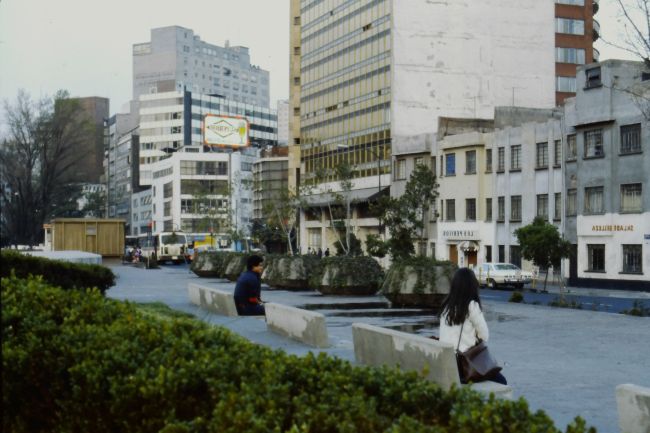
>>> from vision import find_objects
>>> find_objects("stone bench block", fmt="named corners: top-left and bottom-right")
top-left (265, 302), bottom-right (329, 348)
top-left (187, 283), bottom-right (238, 317)
top-left (616, 384), bottom-right (650, 433)
top-left (352, 322), bottom-right (512, 398)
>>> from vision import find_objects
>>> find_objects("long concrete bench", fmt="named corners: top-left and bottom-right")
top-left (187, 283), bottom-right (238, 317)
top-left (265, 302), bottom-right (329, 348)
top-left (352, 323), bottom-right (513, 399)
top-left (616, 384), bottom-right (650, 433)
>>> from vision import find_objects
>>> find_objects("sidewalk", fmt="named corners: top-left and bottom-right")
top-left (107, 263), bottom-right (650, 433)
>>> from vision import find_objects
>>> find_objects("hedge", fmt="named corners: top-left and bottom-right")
top-left (1, 275), bottom-right (596, 433)
top-left (0, 250), bottom-right (115, 294)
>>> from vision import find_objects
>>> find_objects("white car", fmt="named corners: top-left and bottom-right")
top-left (473, 263), bottom-right (533, 290)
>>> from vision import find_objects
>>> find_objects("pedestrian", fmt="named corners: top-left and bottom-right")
top-left (307, 247), bottom-right (312, 256)
top-left (324, 247), bottom-right (330, 257)
top-left (439, 267), bottom-right (507, 385)
top-left (317, 248), bottom-right (323, 258)
top-left (234, 255), bottom-right (265, 316)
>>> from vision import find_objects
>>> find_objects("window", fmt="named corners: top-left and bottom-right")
top-left (584, 129), bottom-right (604, 158)
top-left (587, 244), bottom-right (605, 272)
top-left (446, 199), bottom-right (456, 221)
top-left (510, 195), bottom-right (522, 221)
top-left (566, 189), bottom-right (577, 216)
top-left (536, 142), bottom-right (548, 168)
top-left (485, 198), bottom-right (492, 221)
top-left (622, 245), bottom-right (643, 273)
top-left (554, 193), bottom-right (562, 220)
top-left (620, 124), bottom-right (642, 154)
top-left (497, 147), bottom-right (505, 172)
top-left (163, 201), bottom-right (171, 217)
top-left (497, 196), bottom-right (505, 221)
top-left (554, 140), bottom-right (562, 167)
top-left (584, 186), bottom-right (604, 214)
top-left (394, 159), bottom-right (406, 180)
top-left (537, 194), bottom-right (549, 218)
top-left (511, 145), bottom-right (521, 170)
top-left (555, 18), bottom-right (584, 35)
top-left (510, 245), bottom-right (522, 268)
top-left (620, 183), bottom-right (642, 213)
top-left (466, 198), bottom-right (476, 221)
top-left (566, 134), bottom-right (577, 161)
top-left (308, 229), bottom-right (321, 249)
top-left (555, 47), bottom-right (586, 64)
top-left (445, 153), bottom-right (456, 176)
top-left (556, 76), bottom-right (577, 93)
top-left (485, 245), bottom-right (492, 262)
top-left (498, 245), bottom-right (505, 262)
top-left (585, 67), bottom-right (602, 88)
top-left (485, 149), bottom-right (493, 172)
top-left (163, 182), bottom-right (173, 199)
top-left (465, 150), bottom-right (476, 174)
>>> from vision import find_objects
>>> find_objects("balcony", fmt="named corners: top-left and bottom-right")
top-left (593, 47), bottom-right (600, 62)
top-left (592, 0), bottom-right (599, 14)
top-left (592, 19), bottom-right (600, 41)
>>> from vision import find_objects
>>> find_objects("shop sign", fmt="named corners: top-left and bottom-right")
top-left (442, 229), bottom-right (477, 240)
top-left (591, 224), bottom-right (634, 232)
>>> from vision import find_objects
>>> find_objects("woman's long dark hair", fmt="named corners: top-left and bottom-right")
top-left (440, 268), bottom-right (482, 326)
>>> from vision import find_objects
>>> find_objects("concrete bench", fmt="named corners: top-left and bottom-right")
top-left (352, 323), bottom-right (513, 399)
top-left (616, 384), bottom-right (650, 433)
top-left (187, 283), bottom-right (238, 317)
top-left (265, 302), bottom-right (329, 348)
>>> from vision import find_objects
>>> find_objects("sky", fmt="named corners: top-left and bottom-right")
top-left (0, 0), bottom-right (642, 126)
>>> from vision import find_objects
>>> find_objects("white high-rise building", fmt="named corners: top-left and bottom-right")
top-left (133, 26), bottom-right (270, 108)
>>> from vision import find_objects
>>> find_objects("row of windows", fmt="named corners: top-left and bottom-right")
top-left (180, 161), bottom-right (228, 176)
top-left (555, 18), bottom-right (584, 35)
top-left (588, 244), bottom-right (643, 274)
top-left (440, 182), bottom-right (644, 223)
top-left (435, 124), bottom-right (642, 177)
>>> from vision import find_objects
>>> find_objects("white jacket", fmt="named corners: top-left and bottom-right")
top-left (439, 300), bottom-right (489, 352)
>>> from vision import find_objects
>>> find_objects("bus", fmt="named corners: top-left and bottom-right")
top-left (138, 231), bottom-right (190, 264)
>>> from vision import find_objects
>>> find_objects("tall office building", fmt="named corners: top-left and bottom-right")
top-left (554, 0), bottom-right (599, 105)
top-left (133, 26), bottom-right (270, 108)
top-left (290, 0), bottom-right (557, 252)
top-left (73, 97), bottom-right (109, 183)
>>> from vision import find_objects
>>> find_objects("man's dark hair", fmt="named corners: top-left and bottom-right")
top-left (247, 255), bottom-right (264, 270)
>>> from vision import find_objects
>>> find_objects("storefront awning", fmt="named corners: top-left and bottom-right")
top-left (457, 240), bottom-right (479, 252)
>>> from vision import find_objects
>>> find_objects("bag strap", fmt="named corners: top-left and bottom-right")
top-left (456, 321), bottom-right (464, 352)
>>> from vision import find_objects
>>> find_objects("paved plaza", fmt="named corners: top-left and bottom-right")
top-left (107, 261), bottom-right (650, 433)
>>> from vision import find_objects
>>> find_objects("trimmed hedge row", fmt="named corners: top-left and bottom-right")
top-left (1, 275), bottom-right (595, 433)
top-left (0, 250), bottom-right (115, 294)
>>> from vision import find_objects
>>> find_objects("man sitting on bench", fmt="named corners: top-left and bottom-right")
top-left (234, 255), bottom-right (266, 316)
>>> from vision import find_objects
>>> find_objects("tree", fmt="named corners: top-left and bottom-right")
top-left (81, 189), bottom-right (106, 218)
top-left (262, 186), bottom-right (307, 256)
top-left (514, 217), bottom-right (571, 291)
top-left (325, 163), bottom-right (356, 255)
top-left (0, 90), bottom-right (92, 246)
top-left (371, 164), bottom-right (439, 261)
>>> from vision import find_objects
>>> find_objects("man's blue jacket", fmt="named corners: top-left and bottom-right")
top-left (234, 270), bottom-right (262, 305)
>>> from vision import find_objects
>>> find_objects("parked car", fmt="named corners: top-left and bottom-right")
top-left (473, 262), bottom-right (533, 290)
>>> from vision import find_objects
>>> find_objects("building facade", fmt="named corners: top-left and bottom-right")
top-left (74, 97), bottom-right (110, 183)
top-left (563, 60), bottom-right (649, 288)
top-left (137, 91), bottom-right (277, 186)
top-left (149, 149), bottom-right (258, 236)
top-left (290, 0), bottom-right (557, 253)
top-left (133, 26), bottom-right (270, 107)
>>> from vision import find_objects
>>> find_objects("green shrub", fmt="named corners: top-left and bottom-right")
top-left (620, 300), bottom-right (650, 317)
top-left (308, 255), bottom-right (384, 294)
top-left (2, 275), bottom-right (596, 433)
top-left (509, 291), bottom-right (524, 303)
top-left (549, 295), bottom-right (583, 309)
top-left (0, 250), bottom-right (115, 294)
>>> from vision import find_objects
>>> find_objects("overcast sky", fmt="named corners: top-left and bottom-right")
top-left (0, 0), bottom-right (641, 122)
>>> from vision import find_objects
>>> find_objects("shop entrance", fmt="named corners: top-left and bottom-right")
top-left (448, 245), bottom-right (458, 265)
top-left (465, 250), bottom-right (477, 267)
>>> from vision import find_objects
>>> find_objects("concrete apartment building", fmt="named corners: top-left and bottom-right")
top-left (563, 60), bottom-right (649, 288)
top-left (252, 146), bottom-right (289, 221)
top-left (289, 0), bottom-right (557, 253)
top-left (554, 0), bottom-right (600, 105)
top-left (133, 26), bottom-right (270, 108)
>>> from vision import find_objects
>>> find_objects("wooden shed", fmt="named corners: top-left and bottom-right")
top-left (46, 218), bottom-right (125, 257)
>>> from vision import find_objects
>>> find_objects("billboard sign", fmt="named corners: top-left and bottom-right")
top-left (203, 114), bottom-right (249, 148)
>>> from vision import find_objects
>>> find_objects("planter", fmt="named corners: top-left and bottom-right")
top-left (190, 252), bottom-right (230, 278)
top-left (381, 259), bottom-right (456, 308)
top-left (262, 255), bottom-right (320, 290)
top-left (224, 254), bottom-right (248, 281)
top-left (310, 256), bottom-right (384, 296)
